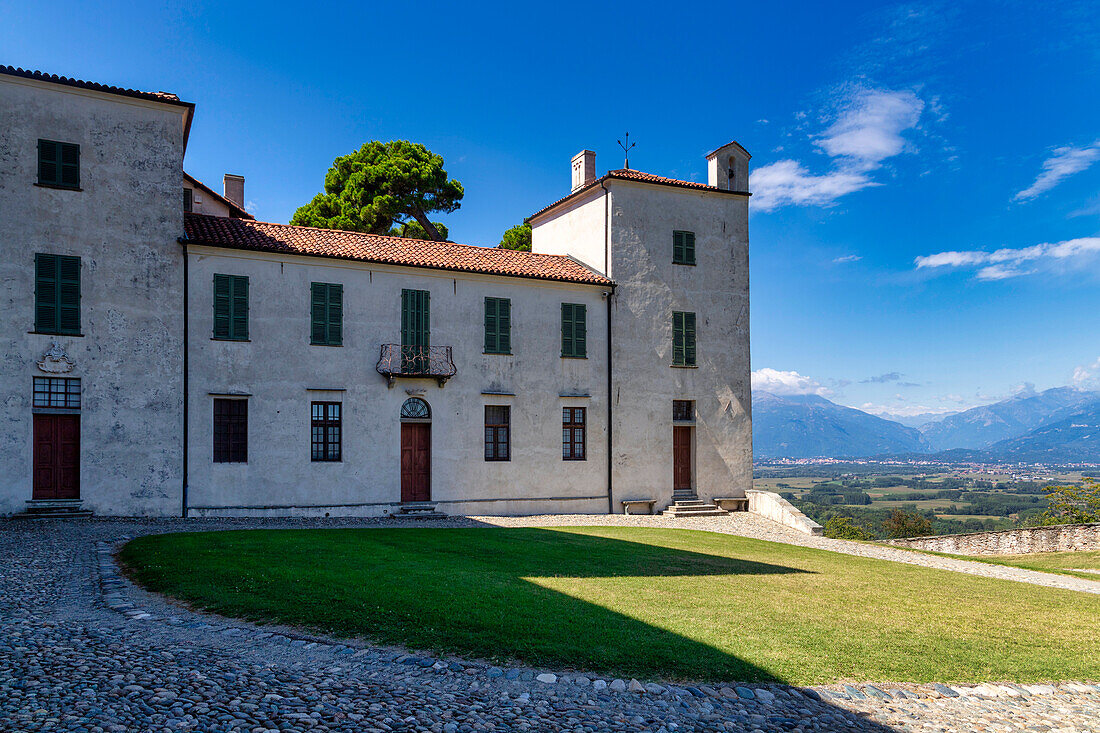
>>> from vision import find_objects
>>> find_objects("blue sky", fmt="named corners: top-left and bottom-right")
top-left (4, 1), bottom-right (1099, 420)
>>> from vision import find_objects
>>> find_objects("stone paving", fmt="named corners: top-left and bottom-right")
top-left (2, 516), bottom-right (1099, 733)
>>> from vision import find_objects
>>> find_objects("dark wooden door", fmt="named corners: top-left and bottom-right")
top-left (400, 423), bottom-right (431, 502)
top-left (33, 414), bottom-right (80, 500)
top-left (673, 425), bottom-right (692, 492)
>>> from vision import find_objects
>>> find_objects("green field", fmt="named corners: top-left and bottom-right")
top-left (120, 527), bottom-right (1100, 685)
top-left (957, 550), bottom-right (1100, 582)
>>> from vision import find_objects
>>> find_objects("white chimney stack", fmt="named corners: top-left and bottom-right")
top-left (223, 173), bottom-right (245, 208)
top-left (570, 150), bottom-right (596, 192)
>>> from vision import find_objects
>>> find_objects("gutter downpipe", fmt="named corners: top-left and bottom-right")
top-left (179, 237), bottom-right (190, 518)
top-left (601, 180), bottom-right (614, 514)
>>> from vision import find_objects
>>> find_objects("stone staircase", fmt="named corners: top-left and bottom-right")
top-left (393, 502), bottom-right (447, 520)
top-left (661, 499), bottom-right (729, 518)
top-left (13, 499), bottom-right (93, 519)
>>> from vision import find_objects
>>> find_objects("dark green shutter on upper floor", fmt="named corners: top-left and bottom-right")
top-left (311, 282), bottom-right (343, 345)
top-left (561, 303), bottom-right (587, 358)
top-left (401, 289), bottom-right (430, 346)
top-left (484, 297), bottom-right (511, 354)
top-left (673, 230), bottom-right (696, 265)
top-left (34, 253), bottom-right (81, 335)
top-left (213, 274), bottom-right (249, 341)
top-left (672, 311), bottom-right (696, 366)
top-left (38, 140), bottom-right (80, 188)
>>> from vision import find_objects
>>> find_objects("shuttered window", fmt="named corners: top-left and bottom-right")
top-left (484, 297), bottom-right (511, 354)
top-left (213, 274), bottom-right (249, 341)
top-left (672, 311), bottom-right (697, 366)
top-left (310, 282), bottom-right (343, 346)
top-left (34, 253), bottom-right (81, 335)
top-left (561, 303), bottom-right (587, 358)
top-left (401, 289), bottom-right (431, 373)
top-left (38, 140), bottom-right (80, 188)
top-left (484, 405), bottom-right (510, 461)
top-left (213, 399), bottom-right (248, 463)
top-left (562, 407), bottom-right (586, 460)
top-left (673, 230), bottom-right (696, 265)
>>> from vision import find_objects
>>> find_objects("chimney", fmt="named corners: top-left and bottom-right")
top-left (570, 150), bottom-right (596, 192)
top-left (223, 174), bottom-right (245, 208)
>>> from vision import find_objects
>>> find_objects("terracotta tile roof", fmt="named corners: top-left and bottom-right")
top-left (183, 214), bottom-right (612, 286)
top-left (527, 168), bottom-right (750, 222)
top-left (184, 173), bottom-right (254, 220)
top-left (0, 65), bottom-right (192, 108)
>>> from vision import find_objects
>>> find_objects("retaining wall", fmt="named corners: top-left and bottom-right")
top-left (746, 490), bottom-right (823, 535)
top-left (886, 522), bottom-right (1100, 555)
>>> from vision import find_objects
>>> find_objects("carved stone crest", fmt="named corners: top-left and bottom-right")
top-left (37, 340), bottom-right (74, 374)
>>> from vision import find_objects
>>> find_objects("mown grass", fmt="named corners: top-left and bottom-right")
top-left (119, 527), bottom-right (1100, 685)
top-left (936, 549), bottom-right (1100, 582)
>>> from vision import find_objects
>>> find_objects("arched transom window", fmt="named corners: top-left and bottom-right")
top-left (400, 397), bottom-right (431, 421)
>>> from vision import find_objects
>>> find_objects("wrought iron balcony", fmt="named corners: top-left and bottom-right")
top-left (376, 344), bottom-right (457, 387)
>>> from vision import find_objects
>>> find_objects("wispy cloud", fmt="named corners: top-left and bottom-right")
top-left (861, 372), bottom-right (901, 384)
top-left (751, 368), bottom-right (831, 397)
top-left (1015, 142), bottom-right (1100, 201)
top-left (751, 87), bottom-right (924, 212)
top-left (833, 254), bottom-right (862, 264)
top-left (914, 237), bottom-right (1100, 280)
top-left (1073, 357), bottom-right (1100, 388)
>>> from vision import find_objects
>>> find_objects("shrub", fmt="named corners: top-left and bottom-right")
top-left (881, 509), bottom-right (933, 539)
top-left (1039, 478), bottom-right (1100, 525)
top-left (824, 516), bottom-right (877, 541)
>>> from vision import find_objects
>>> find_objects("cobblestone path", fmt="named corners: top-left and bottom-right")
top-left (2, 517), bottom-right (1098, 732)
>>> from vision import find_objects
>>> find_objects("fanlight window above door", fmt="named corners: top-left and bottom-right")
top-left (400, 397), bottom-right (431, 420)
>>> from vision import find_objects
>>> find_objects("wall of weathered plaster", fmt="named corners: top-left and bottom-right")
top-left (604, 181), bottom-right (753, 509)
top-left (185, 247), bottom-right (611, 516)
top-left (530, 187), bottom-right (609, 275)
top-left (0, 76), bottom-right (187, 516)
top-left (745, 490), bottom-right (823, 535)
top-left (886, 523), bottom-right (1100, 555)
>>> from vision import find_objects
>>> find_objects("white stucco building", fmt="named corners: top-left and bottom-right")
top-left (0, 65), bottom-right (753, 518)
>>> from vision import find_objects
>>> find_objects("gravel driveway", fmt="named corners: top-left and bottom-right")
top-left (2, 515), bottom-right (1098, 732)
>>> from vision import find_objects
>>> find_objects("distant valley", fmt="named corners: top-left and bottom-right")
top-left (753, 387), bottom-right (1100, 463)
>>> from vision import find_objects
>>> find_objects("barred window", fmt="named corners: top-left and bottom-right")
top-left (484, 405), bottom-right (510, 461)
top-left (673, 400), bottom-right (695, 422)
top-left (33, 377), bottom-right (80, 409)
top-left (213, 398), bottom-right (248, 463)
top-left (562, 407), bottom-right (586, 461)
top-left (311, 402), bottom-right (342, 462)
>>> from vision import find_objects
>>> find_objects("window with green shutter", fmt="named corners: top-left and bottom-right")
top-left (561, 303), bottom-right (587, 358)
top-left (484, 297), bottom-right (511, 354)
top-left (34, 253), bottom-right (81, 335)
top-left (672, 311), bottom-right (697, 366)
top-left (37, 140), bottom-right (80, 189)
top-left (213, 274), bottom-right (249, 341)
top-left (310, 282), bottom-right (343, 346)
top-left (672, 230), bottom-right (696, 265)
top-left (401, 289), bottom-right (430, 346)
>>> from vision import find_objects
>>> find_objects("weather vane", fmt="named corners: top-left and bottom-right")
top-left (617, 132), bottom-right (636, 170)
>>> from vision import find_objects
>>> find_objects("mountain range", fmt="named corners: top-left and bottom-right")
top-left (753, 387), bottom-right (1100, 463)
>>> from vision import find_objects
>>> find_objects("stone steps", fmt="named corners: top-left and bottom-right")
top-left (394, 503), bottom-right (447, 520)
top-left (661, 500), bottom-right (729, 518)
top-left (13, 499), bottom-right (93, 520)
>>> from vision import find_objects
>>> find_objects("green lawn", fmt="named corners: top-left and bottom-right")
top-left (958, 550), bottom-right (1100, 582)
top-left (119, 527), bottom-right (1100, 685)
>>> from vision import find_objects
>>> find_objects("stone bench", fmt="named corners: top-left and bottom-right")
top-left (713, 497), bottom-right (749, 512)
top-left (621, 499), bottom-right (657, 515)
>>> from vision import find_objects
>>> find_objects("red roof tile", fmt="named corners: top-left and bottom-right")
top-left (0, 65), bottom-right (191, 107)
top-left (183, 214), bottom-right (612, 286)
top-left (527, 168), bottom-right (750, 221)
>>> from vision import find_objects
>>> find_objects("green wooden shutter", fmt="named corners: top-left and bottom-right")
top-left (673, 231), bottom-right (696, 265)
top-left (328, 284), bottom-right (343, 345)
top-left (574, 304), bottom-right (586, 357)
top-left (57, 255), bottom-right (81, 334)
top-left (231, 276), bottom-right (249, 340)
top-left (672, 311), bottom-right (685, 365)
top-left (561, 303), bottom-right (573, 356)
top-left (60, 143), bottom-right (80, 187)
top-left (35, 254), bottom-right (58, 333)
top-left (402, 289), bottom-right (429, 346)
top-left (38, 141), bottom-right (58, 185)
top-left (213, 274), bottom-right (232, 339)
top-left (673, 231), bottom-right (684, 263)
top-left (311, 283), bottom-right (327, 344)
top-left (684, 311), bottom-right (696, 365)
top-left (684, 231), bottom-right (696, 265)
top-left (484, 297), bottom-right (497, 352)
top-left (498, 297), bottom-right (511, 353)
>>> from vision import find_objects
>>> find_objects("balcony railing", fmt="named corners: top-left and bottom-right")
top-left (376, 344), bottom-right (457, 387)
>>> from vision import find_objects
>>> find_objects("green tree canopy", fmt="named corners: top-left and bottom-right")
top-left (881, 508), bottom-right (933, 539)
top-left (498, 222), bottom-right (532, 251)
top-left (291, 140), bottom-right (463, 241)
top-left (1039, 478), bottom-right (1100, 524)
top-left (389, 221), bottom-right (449, 241)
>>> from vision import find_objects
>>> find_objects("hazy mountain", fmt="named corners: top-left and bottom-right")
top-left (986, 402), bottom-right (1100, 463)
top-left (919, 387), bottom-right (1099, 450)
top-left (753, 392), bottom-right (929, 458)
top-left (876, 411), bottom-right (959, 429)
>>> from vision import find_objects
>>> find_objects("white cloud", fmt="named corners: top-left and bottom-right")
top-left (1073, 357), bottom-right (1100, 388)
top-left (751, 87), bottom-right (923, 212)
top-left (833, 254), bottom-right (862, 263)
top-left (1015, 142), bottom-right (1100, 201)
top-left (751, 368), bottom-right (831, 396)
top-left (860, 403), bottom-right (959, 418)
top-left (915, 237), bottom-right (1100, 280)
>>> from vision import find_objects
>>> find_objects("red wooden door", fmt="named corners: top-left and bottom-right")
top-left (673, 425), bottom-right (692, 492)
top-left (400, 423), bottom-right (431, 502)
top-left (33, 414), bottom-right (80, 500)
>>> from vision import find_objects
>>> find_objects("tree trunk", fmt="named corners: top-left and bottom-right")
top-left (411, 207), bottom-right (442, 241)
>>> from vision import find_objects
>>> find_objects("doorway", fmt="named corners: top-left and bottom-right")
top-left (400, 398), bottom-right (431, 502)
top-left (33, 413), bottom-right (80, 500)
top-left (673, 425), bottom-right (693, 495)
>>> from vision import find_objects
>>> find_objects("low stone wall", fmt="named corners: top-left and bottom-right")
top-left (886, 522), bottom-right (1100, 555)
top-left (745, 490), bottom-right (823, 535)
